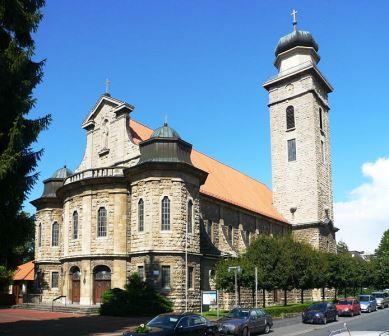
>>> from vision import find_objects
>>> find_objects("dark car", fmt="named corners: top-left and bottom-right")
top-left (302, 302), bottom-right (338, 324)
top-left (123, 313), bottom-right (219, 336)
top-left (217, 308), bottom-right (273, 335)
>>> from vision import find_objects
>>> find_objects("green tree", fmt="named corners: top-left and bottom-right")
top-left (245, 236), bottom-right (284, 307)
top-left (100, 273), bottom-right (173, 316)
top-left (374, 230), bottom-right (389, 289)
top-left (0, 0), bottom-right (50, 272)
top-left (214, 257), bottom-right (255, 305)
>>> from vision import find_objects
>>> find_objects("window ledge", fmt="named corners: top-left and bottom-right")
top-left (320, 129), bottom-right (325, 136)
top-left (286, 127), bottom-right (296, 132)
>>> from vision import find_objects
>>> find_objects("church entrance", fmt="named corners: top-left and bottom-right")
top-left (93, 265), bottom-right (111, 304)
top-left (69, 266), bottom-right (81, 304)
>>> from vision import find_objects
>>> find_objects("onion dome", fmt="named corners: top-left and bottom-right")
top-left (51, 165), bottom-right (73, 179)
top-left (150, 122), bottom-right (181, 139)
top-left (32, 165), bottom-right (73, 203)
top-left (138, 122), bottom-right (192, 165)
top-left (275, 30), bottom-right (319, 57)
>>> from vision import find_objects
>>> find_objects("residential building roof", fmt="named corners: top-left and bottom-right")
top-left (130, 119), bottom-right (286, 223)
top-left (13, 261), bottom-right (34, 281)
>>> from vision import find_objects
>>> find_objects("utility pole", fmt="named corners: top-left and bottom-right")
top-left (228, 266), bottom-right (241, 307)
top-left (255, 267), bottom-right (258, 308)
top-left (185, 219), bottom-right (188, 312)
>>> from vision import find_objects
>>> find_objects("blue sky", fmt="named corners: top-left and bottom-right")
top-left (27, 1), bottom-right (389, 250)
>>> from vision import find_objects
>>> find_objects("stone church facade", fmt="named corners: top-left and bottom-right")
top-left (32, 20), bottom-right (337, 311)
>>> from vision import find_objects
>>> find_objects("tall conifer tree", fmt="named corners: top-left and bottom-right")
top-left (0, 0), bottom-right (50, 269)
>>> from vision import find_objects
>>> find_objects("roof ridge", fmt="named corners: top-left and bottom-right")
top-left (130, 119), bottom-right (272, 192)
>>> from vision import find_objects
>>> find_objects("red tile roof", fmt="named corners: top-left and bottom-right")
top-left (13, 261), bottom-right (34, 281)
top-left (130, 120), bottom-right (286, 223)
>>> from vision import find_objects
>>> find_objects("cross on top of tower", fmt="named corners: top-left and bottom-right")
top-left (105, 78), bottom-right (111, 94)
top-left (291, 9), bottom-right (298, 31)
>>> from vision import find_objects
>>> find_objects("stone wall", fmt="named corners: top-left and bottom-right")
top-left (267, 72), bottom-right (334, 228)
top-left (35, 207), bottom-right (63, 262)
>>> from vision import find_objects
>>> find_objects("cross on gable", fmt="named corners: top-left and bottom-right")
top-left (291, 9), bottom-right (298, 30)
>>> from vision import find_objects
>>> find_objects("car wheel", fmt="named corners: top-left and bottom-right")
top-left (368, 307), bottom-right (371, 313)
top-left (350, 311), bottom-right (354, 317)
top-left (323, 317), bottom-right (327, 325)
top-left (264, 324), bottom-right (271, 334)
top-left (334, 314), bottom-right (338, 322)
top-left (242, 327), bottom-right (250, 336)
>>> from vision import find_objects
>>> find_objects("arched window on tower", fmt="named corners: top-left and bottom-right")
top-left (73, 211), bottom-right (78, 239)
top-left (187, 200), bottom-right (193, 233)
top-left (38, 223), bottom-right (42, 247)
top-left (286, 105), bottom-right (295, 130)
top-left (319, 107), bottom-right (324, 130)
top-left (97, 207), bottom-right (107, 237)
top-left (138, 199), bottom-right (144, 232)
top-left (161, 196), bottom-right (170, 231)
top-left (52, 222), bottom-right (59, 246)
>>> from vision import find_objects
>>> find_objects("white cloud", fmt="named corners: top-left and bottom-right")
top-left (334, 157), bottom-right (389, 254)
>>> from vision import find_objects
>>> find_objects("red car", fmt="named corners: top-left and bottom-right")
top-left (336, 298), bottom-right (361, 317)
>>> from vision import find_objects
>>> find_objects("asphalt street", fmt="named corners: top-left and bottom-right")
top-left (272, 308), bottom-right (389, 336)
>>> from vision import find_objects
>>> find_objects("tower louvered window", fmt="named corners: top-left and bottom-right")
top-left (161, 196), bottom-right (170, 231)
top-left (288, 139), bottom-right (296, 161)
top-left (97, 207), bottom-right (107, 237)
top-left (73, 211), bottom-right (78, 239)
top-left (286, 106), bottom-right (295, 130)
top-left (187, 200), bottom-right (193, 233)
top-left (52, 222), bottom-right (59, 246)
top-left (138, 199), bottom-right (144, 232)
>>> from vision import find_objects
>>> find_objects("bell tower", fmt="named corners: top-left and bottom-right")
top-left (263, 11), bottom-right (338, 251)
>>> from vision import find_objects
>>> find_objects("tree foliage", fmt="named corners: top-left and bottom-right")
top-left (214, 231), bottom-right (389, 306)
top-left (0, 0), bottom-right (50, 270)
top-left (100, 273), bottom-right (173, 316)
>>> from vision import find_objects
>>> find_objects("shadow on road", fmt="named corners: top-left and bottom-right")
top-left (0, 314), bottom-right (148, 336)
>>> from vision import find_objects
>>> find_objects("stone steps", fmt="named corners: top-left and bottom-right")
top-left (12, 303), bottom-right (100, 315)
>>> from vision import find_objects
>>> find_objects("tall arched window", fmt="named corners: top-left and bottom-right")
top-left (52, 222), bottom-right (59, 246)
top-left (161, 196), bottom-right (170, 231)
top-left (38, 223), bottom-right (42, 247)
top-left (97, 207), bottom-right (107, 237)
top-left (73, 211), bottom-right (78, 239)
top-left (286, 105), bottom-right (295, 130)
top-left (138, 199), bottom-right (144, 232)
top-left (187, 200), bottom-right (193, 233)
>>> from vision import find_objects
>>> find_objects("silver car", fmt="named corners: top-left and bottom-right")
top-left (372, 292), bottom-right (389, 309)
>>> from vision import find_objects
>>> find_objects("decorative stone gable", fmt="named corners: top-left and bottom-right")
top-left (77, 95), bottom-right (140, 172)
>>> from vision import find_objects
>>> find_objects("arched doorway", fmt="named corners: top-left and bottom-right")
top-left (93, 265), bottom-right (111, 304)
top-left (69, 266), bottom-right (81, 304)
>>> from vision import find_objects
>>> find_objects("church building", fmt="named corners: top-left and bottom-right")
top-left (32, 17), bottom-right (337, 311)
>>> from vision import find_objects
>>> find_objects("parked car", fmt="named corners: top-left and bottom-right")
top-left (217, 308), bottom-right (273, 335)
top-left (328, 325), bottom-right (389, 336)
top-left (358, 294), bottom-right (377, 313)
top-left (123, 313), bottom-right (219, 336)
top-left (302, 302), bottom-right (338, 324)
top-left (335, 298), bottom-right (361, 317)
top-left (371, 292), bottom-right (389, 309)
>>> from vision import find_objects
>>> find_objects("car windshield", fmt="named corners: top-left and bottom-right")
top-left (359, 295), bottom-right (370, 301)
top-left (307, 303), bottom-right (326, 311)
top-left (227, 309), bottom-right (250, 319)
top-left (338, 300), bottom-right (353, 305)
top-left (372, 293), bottom-right (383, 298)
top-left (147, 315), bottom-right (180, 329)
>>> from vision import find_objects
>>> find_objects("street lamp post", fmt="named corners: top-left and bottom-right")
top-left (228, 266), bottom-right (241, 307)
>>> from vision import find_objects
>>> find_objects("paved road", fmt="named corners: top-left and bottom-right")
top-left (272, 308), bottom-right (389, 336)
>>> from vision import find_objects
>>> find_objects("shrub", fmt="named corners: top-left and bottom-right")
top-left (100, 273), bottom-right (173, 316)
